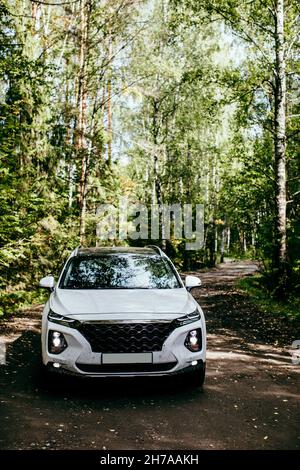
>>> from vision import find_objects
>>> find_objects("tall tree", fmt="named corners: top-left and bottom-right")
top-left (171, 0), bottom-right (299, 281)
top-left (76, 0), bottom-right (90, 244)
top-left (274, 0), bottom-right (287, 269)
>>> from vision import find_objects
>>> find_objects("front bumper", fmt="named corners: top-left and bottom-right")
top-left (45, 360), bottom-right (205, 379)
top-left (42, 320), bottom-right (206, 378)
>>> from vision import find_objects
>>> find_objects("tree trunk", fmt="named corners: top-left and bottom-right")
top-left (107, 30), bottom-right (113, 165)
top-left (152, 98), bottom-right (166, 251)
top-left (99, 83), bottom-right (106, 161)
top-left (251, 227), bottom-right (256, 256)
top-left (208, 222), bottom-right (216, 267)
top-left (238, 226), bottom-right (244, 252)
top-left (76, 0), bottom-right (89, 244)
top-left (220, 228), bottom-right (225, 263)
top-left (154, 153), bottom-right (166, 250)
top-left (31, 3), bottom-right (39, 31)
top-left (243, 232), bottom-right (247, 253)
top-left (227, 226), bottom-right (231, 252)
top-left (214, 225), bottom-right (218, 255)
top-left (274, 0), bottom-right (287, 270)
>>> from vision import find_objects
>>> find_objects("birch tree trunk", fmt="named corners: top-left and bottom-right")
top-left (107, 30), bottom-right (113, 165)
top-left (220, 228), bottom-right (225, 263)
top-left (274, 0), bottom-right (287, 270)
top-left (226, 226), bottom-right (231, 252)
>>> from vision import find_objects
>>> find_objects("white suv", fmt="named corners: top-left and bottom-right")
top-left (39, 246), bottom-right (206, 386)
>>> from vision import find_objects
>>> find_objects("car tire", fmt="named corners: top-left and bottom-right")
top-left (189, 365), bottom-right (206, 388)
top-left (38, 362), bottom-right (50, 386)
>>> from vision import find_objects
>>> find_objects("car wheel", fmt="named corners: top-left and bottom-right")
top-left (189, 365), bottom-right (206, 388)
top-left (38, 362), bottom-right (50, 385)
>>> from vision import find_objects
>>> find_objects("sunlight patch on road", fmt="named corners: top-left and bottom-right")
top-left (207, 349), bottom-right (293, 366)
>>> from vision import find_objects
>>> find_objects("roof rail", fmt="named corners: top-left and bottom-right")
top-left (73, 245), bottom-right (82, 256)
top-left (146, 245), bottom-right (165, 257)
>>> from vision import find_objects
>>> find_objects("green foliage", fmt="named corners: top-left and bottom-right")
top-left (0, 0), bottom-right (299, 316)
top-left (237, 274), bottom-right (300, 321)
top-left (0, 289), bottom-right (47, 317)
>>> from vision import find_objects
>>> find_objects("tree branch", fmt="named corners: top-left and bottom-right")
top-left (30, 0), bottom-right (80, 5)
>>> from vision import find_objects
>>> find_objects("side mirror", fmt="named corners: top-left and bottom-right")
top-left (185, 275), bottom-right (201, 292)
top-left (39, 276), bottom-right (55, 290)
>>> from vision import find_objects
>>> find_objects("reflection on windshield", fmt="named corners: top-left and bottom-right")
top-left (60, 255), bottom-right (181, 289)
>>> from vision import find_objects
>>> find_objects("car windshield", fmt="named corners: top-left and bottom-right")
top-left (60, 254), bottom-right (181, 289)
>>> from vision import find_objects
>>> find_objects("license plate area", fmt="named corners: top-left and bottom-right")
top-left (102, 353), bottom-right (153, 364)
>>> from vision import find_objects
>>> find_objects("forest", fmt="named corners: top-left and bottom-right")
top-left (0, 0), bottom-right (299, 316)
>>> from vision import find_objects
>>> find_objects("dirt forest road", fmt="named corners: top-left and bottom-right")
top-left (0, 261), bottom-right (299, 450)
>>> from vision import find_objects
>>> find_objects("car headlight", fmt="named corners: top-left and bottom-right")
top-left (47, 310), bottom-right (80, 329)
top-left (48, 330), bottom-right (68, 354)
top-left (174, 309), bottom-right (201, 327)
top-left (185, 328), bottom-right (202, 352)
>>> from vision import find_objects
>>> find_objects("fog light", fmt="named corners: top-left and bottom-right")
top-left (48, 331), bottom-right (68, 354)
top-left (53, 362), bottom-right (61, 368)
top-left (192, 360), bottom-right (198, 366)
top-left (185, 329), bottom-right (202, 352)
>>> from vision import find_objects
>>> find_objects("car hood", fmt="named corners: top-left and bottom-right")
top-left (50, 287), bottom-right (196, 321)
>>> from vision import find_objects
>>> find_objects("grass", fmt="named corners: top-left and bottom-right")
top-left (0, 289), bottom-right (47, 318)
top-left (237, 274), bottom-right (300, 321)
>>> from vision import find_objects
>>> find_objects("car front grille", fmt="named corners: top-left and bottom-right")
top-left (76, 361), bottom-right (177, 373)
top-left (77, 321), bottom-right (176, 353)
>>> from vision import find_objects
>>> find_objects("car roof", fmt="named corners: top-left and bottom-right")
top-left (75, 246), bottom-right (161, 257)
